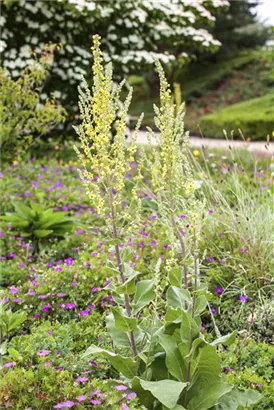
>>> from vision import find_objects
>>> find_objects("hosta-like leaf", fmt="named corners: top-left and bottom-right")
top-left (158, 334), bottom-right (187, 381)
top-left (106, 313), bottom-right (145, 348)
top-left (132, 279), bottom-right (155, 314)
top-left (111, 307), bottom-right (138, 332)
top-left (138, 378), bottom-right (188, 409)
top-left (82, 345), bottom-right (138, 378)
top-left (12, 202), bottom-right (35, 220)
top-left (33, 229), bottom-right (53, 238)
top-left (165, 307), bottom-right (182, 324)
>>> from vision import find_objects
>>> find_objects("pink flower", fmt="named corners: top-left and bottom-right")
top-left (76, 395), bottom-right (87, 402)
top-left (80, 310), bottom-right (89, 317)
top-left (4, 362), bottom-right (16, 368)
top-left (90, 400), bottom-right (101, 405)
top-left (54, 401), bottom-right (75, 409)
top-left (114, 385), bottom-right (128, 391)
top-left (76, 376), bottom-right (88, 382)
top-left (65, 303), bottom-right (76, 310)
top-left (126, 392), bottom-right (137, 401)
top-left (37, 350), bottom-right (51, 356)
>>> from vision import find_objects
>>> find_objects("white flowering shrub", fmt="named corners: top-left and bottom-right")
top-left (1, 0), bottom-right (228, 111)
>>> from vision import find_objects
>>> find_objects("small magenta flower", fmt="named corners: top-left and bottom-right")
top-left (41, 304), bottom-right (51, 313)
top-left (114, 385), bottom-right (128, 391)
top-left (207, 257), bottom-right (214, 263)
top-left (65, 303), bottom-right (76, 310)
top-left (150, 240), bottom-right (157, 246)
top-left (90, 361), bottom-right (96, 367)
top-left (13, 297), bottom-right (22, 303)
top-left (55, 267), bottom-right (63, 272)
top-left (65, 257), bottom-right (74, 266)
top-left (80, 310), bottom-right (89, 317)
top-left (138, 242), bottom-right (145, 248)
top-left (76, 395), bottom-right (87, 402)
top-left (240, 248), bottom-right (248, 253)
top-left (219, 259), bottom-right (226, 265)
top-left (208, 209), bottom-right (214, 214)
top-left (179, 214), bottom-right (186, 219)
top-left (37, 350), bottom-right (51, 356)
top-left (54, 401), bottom-right (75, 409)
top-left (8, 286), bottom-right (18, 295)
top-left (239, 295), bottom-right (248, 303)
top-left (120, 404), bottom-right (130, 410)
top-left (126, 392), bottom-right (137, 401)
top-left (151, 214), bottom-right (157, 220)
top-left (57, 293), bottom-right (66, 298)
top-left (89, 304), bottom-right (95, 310)
top-left (91, 287), bottom-right (98, 293)
top-left (215, 286), bottom-right (223, 294)
top-left (17, 263), bottom-right (25, 268)
top-left (3, 362), bottom-right (16, 368)
top-left (210, 307), bottom-right (217, 314)
top-left (76, 376), bottom-right (88, 382)
top-left (90, 400), bottom-right (101, 405)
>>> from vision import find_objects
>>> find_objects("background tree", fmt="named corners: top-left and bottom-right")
top-left (0, 0), bottom-right (228, 114)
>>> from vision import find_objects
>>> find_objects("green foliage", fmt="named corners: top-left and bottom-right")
top-left (0, 304), bottom-right (27, 341)
top-left (0, 44), bottom-right (66, 163)
top-left (1, 202), bottom-right (75, 254)
top-left (200, 93), bottom-right (274, 140)
top-left (254, 300), bottom-right (274, 344)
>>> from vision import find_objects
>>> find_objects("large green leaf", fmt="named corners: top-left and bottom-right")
top-left (115, 267), bottom-right (141, 295)
top-left (132, 376), bottom-right (155, 410)
top-left (8, 311), bottom-right (27, 332)
top-left (194, 295), bottom-right (208, 316)
top-left (187, 382), bottom-right (233, 410)
top-left (167, 286), bottom-right (191, 309)
top-left (12, 202), bottom-right (35, 220)
top-left (165, 307), bottom-right (182, 324)
top-left (158, 334), bottom-right (187, 381)
top-left (214, 388), bottom-right (262, 410)
top-left (1, 215), bottom-right (29, 228)
top-left (106, 313), bottom-right (145, 349)
top-left (188, 344), bottom-right (221, 389)
top-left (180, 310), bottom-right (199, 344)
top-left (132, 279), bottom-right (155, 314)
top-left (138, 379), bottom-right (188, 409)
top-left (111, 307), bottom-right (138, 332)
top-left (211, 331), bottom-right (238, 347)
top-left (82, 345), bottom-right (138, 378)
top-left (168, 267), bottom-right (182, 288)
top-left (33, 229), bottom-right (53, 238)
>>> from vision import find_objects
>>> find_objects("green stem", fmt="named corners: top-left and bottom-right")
top-left (108, 187), bottom-right (137, 357)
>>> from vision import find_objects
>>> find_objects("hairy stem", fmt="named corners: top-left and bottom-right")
top-left (109, 187), bottom-right (138, 357)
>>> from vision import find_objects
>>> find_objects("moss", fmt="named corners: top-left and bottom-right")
top-left (199, 93), bottom-right (274, 141)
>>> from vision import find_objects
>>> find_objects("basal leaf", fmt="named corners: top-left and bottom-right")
top-left (187, 382), bottom-right (233, 410)
top-left (158, 334), bottom-right (187, 381)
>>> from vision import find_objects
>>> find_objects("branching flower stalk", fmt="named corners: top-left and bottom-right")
top-left (74, 35), bottom-right (143, 357)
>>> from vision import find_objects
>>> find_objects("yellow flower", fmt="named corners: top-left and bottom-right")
top-left (193, 149), bottom-right (200, 157)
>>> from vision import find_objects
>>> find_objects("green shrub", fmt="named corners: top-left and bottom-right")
top-left (200, 93), bottom-right (274, 140)
top-left (0, 44), bottom-right (66, 163)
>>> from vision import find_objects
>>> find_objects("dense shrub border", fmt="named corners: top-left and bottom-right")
top-left (200, 93), bottom-right (274, 141)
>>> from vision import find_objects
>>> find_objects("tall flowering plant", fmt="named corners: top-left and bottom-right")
top-left (77, 37), bottom-right (261, 410)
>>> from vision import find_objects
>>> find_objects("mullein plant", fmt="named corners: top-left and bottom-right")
top-left (78, 36), bottom-right (261, 410)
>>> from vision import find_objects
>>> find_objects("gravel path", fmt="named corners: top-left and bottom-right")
top-left (132, 130), bottom-right (274, 154)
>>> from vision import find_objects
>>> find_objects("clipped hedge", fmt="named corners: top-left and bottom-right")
top-left (200, 93), bottom-right (274, 141)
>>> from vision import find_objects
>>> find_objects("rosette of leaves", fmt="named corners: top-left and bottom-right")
top-left (254, 299), bottom-right (274, 344)
top-left (83, 265), bottom-right (261, 410)
top-left (1, 202), bottom-right (75, 254)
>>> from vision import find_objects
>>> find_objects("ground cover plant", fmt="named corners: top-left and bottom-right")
top-left (0, 37), bottom-right (273, 410)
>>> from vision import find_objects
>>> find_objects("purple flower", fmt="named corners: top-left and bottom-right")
top-left (91, 287), bottom-right (98, 293)
top-left (126, 392), bottom-right (137, 401)
top-left (76, 395), bottom-right (87, 402)
top-left (55, 267), bottom-right (63, 272)
top-left (114, 385), bottom-right (128, 391)
top-left (17, 263), bottom-right (25, 269)
top-left (41, 304), bottom-right (51, 313)
top-left (239, 295), bottom-right (248, 303)
top-left (90, 361), bottom-right (96, 367)
top-left (76, 376), bottom-right (88, 382)
top-left (208, 209), bottom-right (214, 214)
top-left (65, 257), bottom-right (74, 266)
top-left (179, 214), bottom-right (186, 219)
top-left (8, 286), bottom-right (18, 295)
top-left (210, 308), bottom-right (217, 314)
top-left (120, 404), bottom-right (130, 410)
top-left (151, 214), bottom-right (157, 220)
top-left (13, 298), bottom-right (22, 303)
top-left (89, 304), bottom-right (95, 310)
top-left (207, 257), bottom-right (215, 263)
top-left (90, 400), bottom-right (101, 405)
top-left (26, 290), bottom-right (36, 296)
top-left (215, 286), bottom-right (223, 294)
top-left (240, 248), bottom-right (248, 253)
top-left (57, 293), bottom-right (66, 298)
top-left (80, 310), bottom-right (89, 317)
top-left (219, 259), bottom-right (226, 265)
top-left (37, 350), bottom-right (51, 356)
top-left (4, 362), bottom-right (16, 368)
top-left (138, 242), bottom-right (145, 248)
top-left (65, 303), bottom-right (76, 310)
top-left (150, 241), bottom-right (157, 246)
top-left (54, 401), bottom-right (75, 409)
